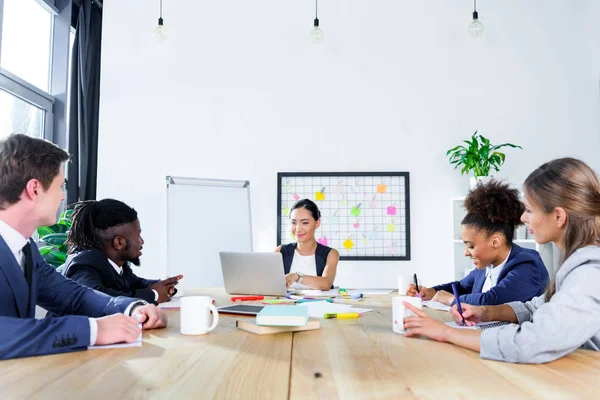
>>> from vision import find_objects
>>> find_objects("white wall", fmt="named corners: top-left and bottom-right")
top-left (97, 1), bottom-right (600, 288)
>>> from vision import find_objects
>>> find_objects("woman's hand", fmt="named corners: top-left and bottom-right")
top-left (431, 290), bottom-right (455, 306)
top-left (450, 303), bottom-right (487, 326)
top-left (402, 302), bottom-right (452, 342)
top-left (284, 273), bottom-right (299, 288)
top-left (406, 285), bottom-right (436, 300)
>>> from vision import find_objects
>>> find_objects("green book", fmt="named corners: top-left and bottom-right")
top-left (256, 305), bottom-right (309, 326)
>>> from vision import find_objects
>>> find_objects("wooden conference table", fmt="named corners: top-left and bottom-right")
top-left (2, 290), bottom-right (599, 399)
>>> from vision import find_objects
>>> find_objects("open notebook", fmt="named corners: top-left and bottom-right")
top-left (445, 321), bottom-right (510, 330)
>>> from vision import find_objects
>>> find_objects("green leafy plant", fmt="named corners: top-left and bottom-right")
top-left (36, 209), bottom-right (74, 268)
top-left (446, 131), bottom-right (522, 177)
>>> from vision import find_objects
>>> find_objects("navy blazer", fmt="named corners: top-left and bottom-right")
top-left (0, 236), bottom-right (134, 360)
top-left (433, 244), bottom-right (549, 306)
top-left (63, 249), bottom-right (159, 304)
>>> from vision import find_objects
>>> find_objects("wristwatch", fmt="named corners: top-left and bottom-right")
top-left (296, 272), bottom-right (304, 283)
top-left (128, 300), bottom-right (148, 316)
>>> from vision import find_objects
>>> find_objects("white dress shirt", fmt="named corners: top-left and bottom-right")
top-left (481, 248), bottom-right (511, 293)
top-left (107, 258), bottom-right (158, 302)
top-left (0, 219), bottom-right (102, 345)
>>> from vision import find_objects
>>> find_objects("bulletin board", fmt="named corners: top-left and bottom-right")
top-left (277, 172), bottom-right (411, 260)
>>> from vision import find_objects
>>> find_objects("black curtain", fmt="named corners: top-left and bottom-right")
top-left (67, 0), bottom-right (102, 203)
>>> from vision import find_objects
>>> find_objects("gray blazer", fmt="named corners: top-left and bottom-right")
top-left (480, 245), bottom-right (600, 364)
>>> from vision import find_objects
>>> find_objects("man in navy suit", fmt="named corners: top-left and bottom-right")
top-left (61, 199), bottom-right (183, 304)
top-left (0, 134), bottom-right (168, 360)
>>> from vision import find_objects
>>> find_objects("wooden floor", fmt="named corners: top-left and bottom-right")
top-left (2, 290), bottom-right (599, 399)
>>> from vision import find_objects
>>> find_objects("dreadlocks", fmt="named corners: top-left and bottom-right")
top-left (66, 199), bottom-right (138, 253)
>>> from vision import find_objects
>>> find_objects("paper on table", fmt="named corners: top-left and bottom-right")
top-left (301, 301), bottom-right (374, 319)
top-left (159, 296), bottom-right (182, 309)
top-left (445, 321), bottom-right (510, 330)
top-left (349, 289), bottom-right (393, 296)
top-left (297, 289), bottom-right (339, 296)
top-left (88, 324), bottom-right (142, 349)
top-left (423, 300), bottom-right (451, 311)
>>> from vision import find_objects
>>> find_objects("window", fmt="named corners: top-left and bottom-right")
top-left (0, 0), bottom-right (54, 92)
top-left (0, 88), bottom-right (45, 139)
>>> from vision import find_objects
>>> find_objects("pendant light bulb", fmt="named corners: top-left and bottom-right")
top-left (468, 0), bottom-right (484, 37)
top-left (153, 18), bottom-right (167, 42)
top-left (311, 19), bottom-right (324, 44)
top-left (310, 0), bottom-right (323, 44)
top-left (153, 0), bottom-right (167, 42)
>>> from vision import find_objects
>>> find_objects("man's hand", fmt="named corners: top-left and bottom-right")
top-left (95, 314), bottom-right (141, 345)
top-left (132, 304), bottom-right (168, 330)
top-left (149, 275), bottom-right (183, 302)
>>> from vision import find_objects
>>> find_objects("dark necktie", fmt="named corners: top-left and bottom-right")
top-left (22, 242), bottom-right (33, 314)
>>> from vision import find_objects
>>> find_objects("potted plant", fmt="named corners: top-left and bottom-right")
top-left (446, 131), bottom-right (522, 189)
top-left (36, 209), bottom-right (74, 269)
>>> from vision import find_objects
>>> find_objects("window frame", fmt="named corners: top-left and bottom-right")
top-left (0, 0), bottom-right (72, 147)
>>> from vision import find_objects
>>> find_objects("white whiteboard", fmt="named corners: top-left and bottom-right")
top-left (166, 176), bottom-right (253, 291)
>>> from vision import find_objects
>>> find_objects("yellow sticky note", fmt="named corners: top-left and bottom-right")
top-left (340, 199), bottom-right (348, 206)
top-left (387, 224), bottom-right (395, 232)
top-left (343, 239), bottom-right (354, 250)
top-left (284, 207), bottom-right (290, 216)
top-left (316, 192), bottom-right (325, 201)
top-left (377, 184), bottom-right (387, 193)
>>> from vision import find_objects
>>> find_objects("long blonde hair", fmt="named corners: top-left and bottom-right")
top-left (523, 158), bottom-right (600, 301)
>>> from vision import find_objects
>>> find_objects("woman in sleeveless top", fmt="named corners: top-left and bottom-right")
top-left (276, 199), bottom-right (339, 290)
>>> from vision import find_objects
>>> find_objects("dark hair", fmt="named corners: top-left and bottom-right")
top-left (290, 198), bottom-right (321, 221)
top-left (461, 179), bottom-right (524, 245)
top-left (66, 199), bottom-right (138, 252)
top-left (0, 134), bottom-right (69, 209)
top-left (524, 158), bottom-right (600, 301)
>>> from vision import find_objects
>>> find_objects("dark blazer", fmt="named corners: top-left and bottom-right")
top-left (62, 248), bottom-right (159, 304)
top-left (0, 236), bottom-right (134, 360)
top-left (433, 244), bottom-right (549, 306)
top-left (280, 242), bottom-right (332, 276)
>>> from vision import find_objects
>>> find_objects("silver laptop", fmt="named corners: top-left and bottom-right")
top-left (219, 252), bottom-right (288, 296)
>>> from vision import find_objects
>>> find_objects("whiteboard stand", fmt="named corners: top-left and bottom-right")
top-left (166, 176), bottom-right (253, 292)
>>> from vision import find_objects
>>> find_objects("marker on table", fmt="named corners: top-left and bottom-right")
top-left (324, 312), bottom-right (360, 319)
top-left (451, 282), bottom-right (466, 326)
top-left (413, 274), bottom-right (422, 299)
top-left (231, 296), bottom-right (264, 302)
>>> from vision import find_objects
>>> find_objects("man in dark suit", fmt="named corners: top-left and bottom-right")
top-left (0, 134), bottom-right (167, 360)
top-left (62, 199), bottom-right (183, 304)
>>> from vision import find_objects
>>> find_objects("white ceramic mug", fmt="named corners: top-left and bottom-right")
top-left (392, 296), bottom-right (422, 334)
top-left (398, 275), bottom-right (407, 294)
top-left (180, 296), bottom-right (219, 335)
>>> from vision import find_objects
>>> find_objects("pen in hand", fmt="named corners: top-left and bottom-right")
top-left (451, 282), bottom-right (465, 326)
top-left (413, 273), bottom-right (422, 299)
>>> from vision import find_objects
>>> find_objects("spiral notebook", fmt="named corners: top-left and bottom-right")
top-left (445, 321), bottom-right (510, 330)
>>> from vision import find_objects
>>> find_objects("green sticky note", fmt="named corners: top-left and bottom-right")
top-left (284, 207), bottom-right (290, 216)
top-left (351, 206), bottom-right (361, 217)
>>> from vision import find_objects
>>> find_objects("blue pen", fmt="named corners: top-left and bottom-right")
top-left (451, 282), bottom-right (465, 326)
top-left (297, 299), bottom-right (333, 303)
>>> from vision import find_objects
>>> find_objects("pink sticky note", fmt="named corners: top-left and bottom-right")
top-left (353, 223), bottom-right (360, 229)
top-left (386, 246), bottom-right (396, 255)
top-left (387, 206), bottom-right (397, 216)
top-left (370, 200), bottom-right (378, 208)
top-left (318, 237), bottom-right (328, 246)
top-left (293, 194), bottom-right (300, 201)
top-left (334, 184), bottom-right (343, 195)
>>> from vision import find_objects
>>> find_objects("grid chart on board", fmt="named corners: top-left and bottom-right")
top-left (277, 172), bottom-right (411, 260)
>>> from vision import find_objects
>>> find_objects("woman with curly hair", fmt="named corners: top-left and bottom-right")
top-left (406, 180), bottom-right (549, 306)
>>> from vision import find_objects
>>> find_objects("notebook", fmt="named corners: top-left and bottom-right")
top-left (445, 321), bottom-right (510, 330)
top-left (237, 318), bottom-right (320, 335)
top-left (256, 305), bottom-right (309, 326)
